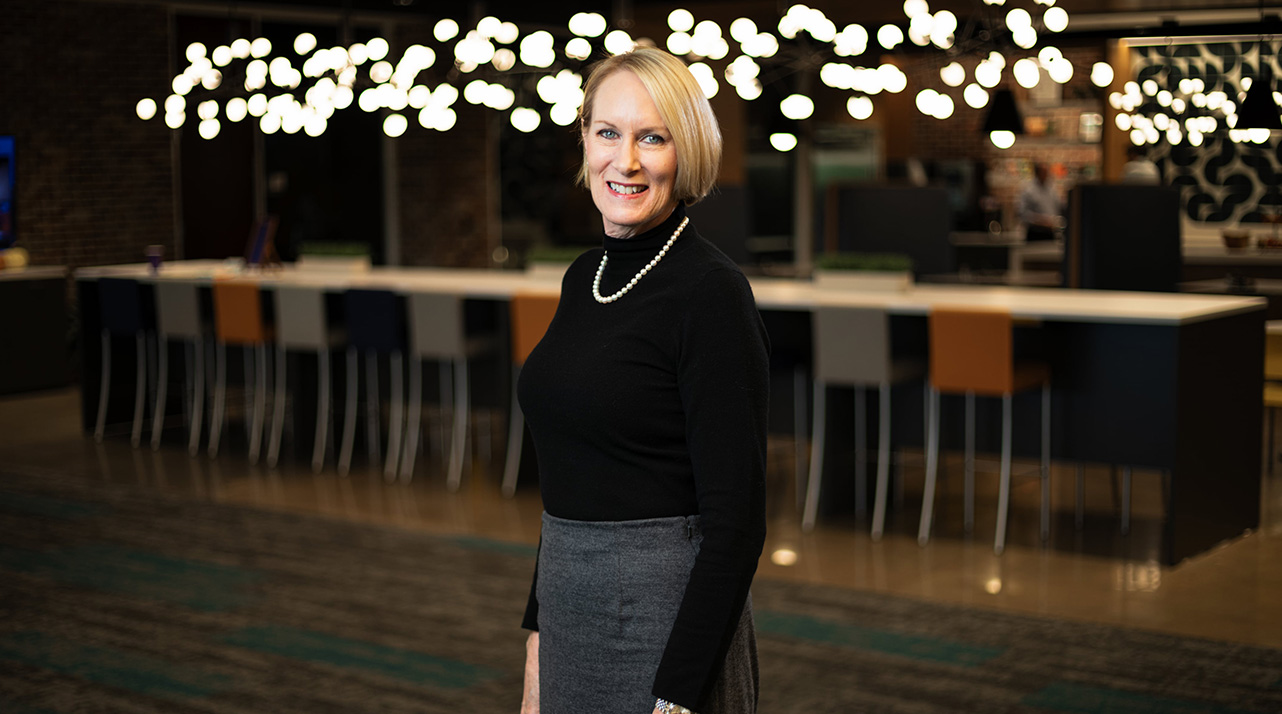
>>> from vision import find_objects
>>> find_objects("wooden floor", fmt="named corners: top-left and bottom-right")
top-left (3, 387), bottom-right (1280, 649)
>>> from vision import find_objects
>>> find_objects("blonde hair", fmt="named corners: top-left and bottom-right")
top-left (576, 47), bottom-right (722, 205)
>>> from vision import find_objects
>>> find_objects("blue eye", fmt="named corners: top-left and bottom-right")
top-left (642, 134), bottom-right (665, 145)
top-left (599, 129), bottom-right (618, 139)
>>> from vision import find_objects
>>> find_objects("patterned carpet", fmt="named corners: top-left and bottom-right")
top-left (2, 468), bottom-right (1280, 714)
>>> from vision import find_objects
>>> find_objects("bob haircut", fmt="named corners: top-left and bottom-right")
top-left (576, 47), bottom-right (722, 205)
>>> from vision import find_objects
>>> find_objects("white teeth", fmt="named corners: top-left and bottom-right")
top-left (608, 181), bottom-right (646, 195)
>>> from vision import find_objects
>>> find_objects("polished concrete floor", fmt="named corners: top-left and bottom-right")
top-left (3, 387), bottom-right (1280, 649)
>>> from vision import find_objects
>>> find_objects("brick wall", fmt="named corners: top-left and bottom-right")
top-left (1, 0), bottom-right (176, 270)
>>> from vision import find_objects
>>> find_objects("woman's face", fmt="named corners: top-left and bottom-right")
top-left (583, 70), bottom-right (679, 239)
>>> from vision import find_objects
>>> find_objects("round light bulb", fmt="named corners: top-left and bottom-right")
top-left (990, 130), bottom-right (1016, 149)
top-left (1043, 7), bottom-right (1069, 32)
top-left (435, 19), bottom-right (460, 42)
top-left (668, 9), bottom-right (695, 33)
top-left (964, 83), bottom-right (989, 109)
top-left (940, 62), bottom-right (965, 87)
top-left (877, 24), bottom-right (904, 50)
top-left (769, 132), bottom-right (797, 152)
top-left (383, 113), bottom-right (408, 138)
top-left (198, 118), bottom-right (219, 140)
top-left (136, 98), bottom-right (157, 120)
top-left (780, 94), bottom-right (815, 120)
top-left (294, 32), bottom-right (317, 55)
top-left (1091, 62), bottom-right (1115, 88)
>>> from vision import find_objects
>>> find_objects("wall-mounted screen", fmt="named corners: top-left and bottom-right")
top-left (0, 136), bottom-right (14, 249)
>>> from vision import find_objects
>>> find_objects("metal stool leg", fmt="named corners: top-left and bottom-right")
top-left (151, 335), bottom-right (169, 449)
top-left (446, 357), bottom-right (470, 492)
top-left (365, 351), bottom-right (381, 468)
top-left (871, 381), bottom-right (891, 540)
top-left (313, 348), bottom-right (330, 473)
top-left (400, 356), bottom-right (423, 482)
top-left (249, 344), bottom-right (267, 464)
top-left (802, 379), bottom-right (826, 532)
top-left (794, 365), bottom-right (807, 510)
top-left (994, 394), bottom-right (1014, 555)
top-left (209, 342), bottom-right (228, 458)
top-left (95, 330), bottom-right (111, 442)
top-left (132, 333), bottom-right (147, 448)
top-left (189, 336), bottom-right (205, 456)
top-left (338, 347), bottom-right (358, 476)
top-left (436, 362), bottom-right (452, 464)
top-left (964, 392), bottom-right (976, 533)
top-left (268, 347), bottom-right (287, 467)
top-left (1075, 464), bottom-right (1086, 530)
top-left (854, 386), bottom-right (867, 518)
top-left (918, 387), bottom-right (941, 546)
top-left (384, 351), bottom-right (404, 480)
top-left (502, 365), bottom-right (523, 497)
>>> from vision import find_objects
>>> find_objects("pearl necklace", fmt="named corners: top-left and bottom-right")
top-left (593, 216), bottom-right (689, 304)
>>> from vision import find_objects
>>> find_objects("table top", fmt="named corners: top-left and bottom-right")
top-left (0, 266), bottom-right (68, 282)
top-left (75, 260), bottom-right (1265, 326)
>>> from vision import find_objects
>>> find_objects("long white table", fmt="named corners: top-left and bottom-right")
top-left (75, 261), bottom-right (1267, 563)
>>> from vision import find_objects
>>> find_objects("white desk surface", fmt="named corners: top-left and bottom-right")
top-left (0, 266), bottom-right (68, 282)
top-left (76, 261), bottom-right (1265, 326)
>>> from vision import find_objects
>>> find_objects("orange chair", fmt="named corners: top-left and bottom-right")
top-left (501, 291), bottom-right (560, 497)
top-left (209, 281), bottom-right (272, 462)
top-left (918, 308), bottom-right (1051, 555)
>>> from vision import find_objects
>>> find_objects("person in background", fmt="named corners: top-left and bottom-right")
top-left (1122, 145), bottom-right (1162, 184)
top-left (517, 47), bottom-right (769, 714)
top-left (1018, 162), bottom-right (1064, 242)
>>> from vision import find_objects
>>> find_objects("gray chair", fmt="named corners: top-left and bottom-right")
top-left (268, 285), bottom-right (339, 472)
top-left (401, 293), bottom-right (475, 490)
top-left (94, 277), bottom-right (156, 448)
top-left (150, 280), bottom-right (206, 455)
top-left (802, 307), bottom-right (925, 538)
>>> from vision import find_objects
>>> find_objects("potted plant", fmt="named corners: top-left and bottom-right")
top-left (813, 252), bottom-right (914, 291)
top-left (525, 245), bottom-right (589, 280)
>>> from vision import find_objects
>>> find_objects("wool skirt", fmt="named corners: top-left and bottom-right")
top-left (536, 511), bottom-right (758, 714)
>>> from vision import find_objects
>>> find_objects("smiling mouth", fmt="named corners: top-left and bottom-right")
top-left (607, 181), bottom-right (647, 196)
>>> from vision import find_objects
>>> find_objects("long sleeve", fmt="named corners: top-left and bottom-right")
top-left (652, 267), bottom-right (769, 709)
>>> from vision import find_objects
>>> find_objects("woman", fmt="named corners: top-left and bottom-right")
top-left (517, 48), bottom-right (769, 714)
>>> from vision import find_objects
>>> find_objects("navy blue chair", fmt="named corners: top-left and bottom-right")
top-left (339, 289), bottom-right (407, 478)
top-left (94, 277), bottom-right (155, 447)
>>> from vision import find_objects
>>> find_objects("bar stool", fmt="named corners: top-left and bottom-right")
top-left (501, 291), bottom-right (560, 497)
top-left (150, 280), bottom-right (206, 455)
top-left (340, 289), bottom-right (406, 479)
top-left (802, 306), bottom-right (925, 538)
top-left (918, 308), bottom-right (1051, 555)
top-left (268, 284), bottom-right (340, 471)
top-left (209, 281), bottom-right (272, 462)
top-left (400, 292), bottom-right (478, 490)
top-left (94, 277), bottom-right (155, 447)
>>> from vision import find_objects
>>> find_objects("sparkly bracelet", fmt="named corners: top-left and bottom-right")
top-left (655, 698), bottom-right (695, 714)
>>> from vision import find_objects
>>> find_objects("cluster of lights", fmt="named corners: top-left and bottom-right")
top-left (138, 2), bottom-right (1129, 154)
top-left (1109, 75), bottom-right (1275, 146)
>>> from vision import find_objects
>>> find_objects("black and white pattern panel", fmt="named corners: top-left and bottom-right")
top-left (1133, 42), bottom-right (1281, 223)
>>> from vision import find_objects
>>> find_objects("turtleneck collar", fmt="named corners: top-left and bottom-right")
top-left (601, 203), bottom-right (688, 254)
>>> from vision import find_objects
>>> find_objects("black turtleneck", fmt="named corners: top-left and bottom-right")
top-left (518, 204), bottom-right (770, 709)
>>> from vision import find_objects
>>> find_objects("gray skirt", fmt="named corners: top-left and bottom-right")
top-left (537, 511), bottom-right (758, 714)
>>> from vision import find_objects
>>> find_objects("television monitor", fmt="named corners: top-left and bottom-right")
top-left (0, 136), bottom-right (13, 249)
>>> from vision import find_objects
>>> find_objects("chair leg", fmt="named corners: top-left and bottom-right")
top-left (384, 351), bottom-right (404, 480)
top-left (436, 362), bottom-right (452, 464)
top-left (151, 335), bottom-right (169, 450)
top-left (1121, 466), bottom-right (1133, 536)
top-left (94, 330), bottom-right (111, 442)
top-left (871, 381), bottom-right (891, 540)
top-left (132, 332), bottom-right (147, 448)
top-left (268, 347), bottom-right (287, 468)
top-left (313, 348), bottom-right (331, 473)
top-left (339, 347), bottom-right (358, 476)
top-left (994, 394), bottom-right (1013, 555)
top-left (854, 386), bottom-right (867, 518)
top-left (365, 352), bottom-right (381, 468)
top-left (794, 365), bottom-right (807, 511)
top-left (209, 342), bottom-right (228, 458)
top-left (964, 391), bottom-right (975, 533)
top-left (502, 365), bottom-right (523, 497)
top-left (1041, 383), bottom-right (1051, 542)
top-left (447, 357), bottom-right (470, 492)
top-left (400, 356), bottom-right (423, 482)
top-left (243, 347), bottom-right (254, 444)
top-left (802, 380), bottom-right (826, 532)
top-left (917, 387), bottom-right (940, 546)
top-left (249, 344), bottom-right (267, 464)
top-left (189, 337), bottom-right (205, 457)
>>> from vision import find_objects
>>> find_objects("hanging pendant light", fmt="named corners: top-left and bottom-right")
top-left (982, 88), bottom-right (1025, 148)
top-left (1238, 62), bottom-right (1281, 131)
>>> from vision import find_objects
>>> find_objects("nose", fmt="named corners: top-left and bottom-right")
top-left (612, 139), bottom-right (640, 174)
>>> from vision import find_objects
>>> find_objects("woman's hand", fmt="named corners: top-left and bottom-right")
top-left (520, 631), bottom-right (539, 713)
